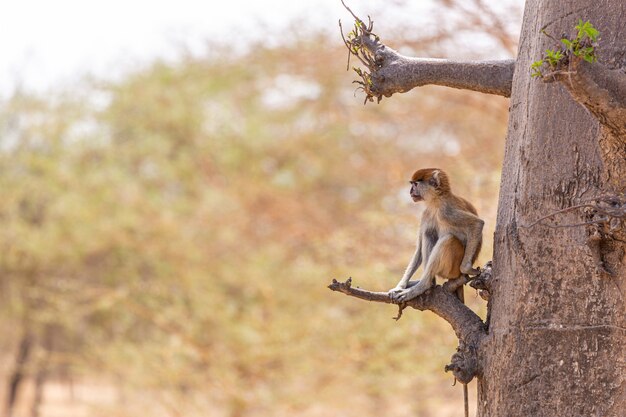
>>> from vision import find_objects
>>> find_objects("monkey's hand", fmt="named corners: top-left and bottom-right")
top-left (460, 262), bottom-right (481, 276)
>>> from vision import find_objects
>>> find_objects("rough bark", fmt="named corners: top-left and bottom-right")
top-left (484, 1), bottom-right (626, 416)
top-left (546, 57), bottom-right (626, 138)
top-left (541, 55), bottom-right (626, 188)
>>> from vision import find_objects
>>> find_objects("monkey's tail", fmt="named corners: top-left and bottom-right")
top-left (463, 383), bottom-right (469, 417)
top-left (457, 279), bottom-right (468, 417)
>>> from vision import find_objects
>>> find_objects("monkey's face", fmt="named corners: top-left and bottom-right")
top-left (409, 180), bottom-right (427, 202)
top-left (410, 168), bottom-right (445, 203)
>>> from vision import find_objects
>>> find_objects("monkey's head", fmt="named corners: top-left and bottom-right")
top-left (409, 168), bottom-right (451, 203)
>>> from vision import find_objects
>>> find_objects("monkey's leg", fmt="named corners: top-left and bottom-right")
top-left (460, 220), bottom-right (484, 276)
top-left (389, 243), bottom-right (423, 293)
top-left (392, 235), bottom-right (456, 302)
top-left (444, 276), bottom-right (466, 302)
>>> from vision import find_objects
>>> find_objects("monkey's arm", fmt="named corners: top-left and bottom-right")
top-left (390, 235), bottom-right (423, 291)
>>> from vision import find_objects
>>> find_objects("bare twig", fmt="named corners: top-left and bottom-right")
top-left (392, 304), bottom-right (407, 321)
top-left (520, 195), bottom-right (626, 230)
top-left (338, 1), bottom-right (381, 103)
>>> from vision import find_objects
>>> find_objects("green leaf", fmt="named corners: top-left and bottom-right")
top-left (585, 26), bottom-right (599, 41)
top-left (531, 60), bottom-right (544, 69)
top-left (530, 60), bottom-right (544, 77)
top-left (574, 20), bottom-right (599, 42)
top-left (575, 19), bottom-right (586, 39)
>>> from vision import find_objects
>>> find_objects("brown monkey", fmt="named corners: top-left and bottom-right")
top-left (389, 168), bottom-right (483, 302)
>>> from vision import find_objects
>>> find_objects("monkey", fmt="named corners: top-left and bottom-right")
top-left (388, 168), bottom-right (484, 303)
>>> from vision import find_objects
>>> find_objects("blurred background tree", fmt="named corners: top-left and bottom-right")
top-left (0, 1), bottom-right (521, 416)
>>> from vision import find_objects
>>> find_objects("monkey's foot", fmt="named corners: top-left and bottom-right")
top-left (387, 286), bottom-right (407, 296)
top-left (391, 283), bottom-right (431, 302)
top-left (460, 263), bottom-right (481, 276)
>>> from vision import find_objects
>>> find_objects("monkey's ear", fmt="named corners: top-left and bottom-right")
top-left (429, 170), bottom-right (441, 188)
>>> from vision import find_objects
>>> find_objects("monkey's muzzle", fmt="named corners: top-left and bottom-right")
top-left (411, 193), bottom-right (423, 202)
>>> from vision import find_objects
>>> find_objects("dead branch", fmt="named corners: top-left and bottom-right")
top-left (327, 277), bottom-right (486, 346)
top-left (338, 1), bottom-right (515, 103)
top-left (328, 277), bottom-right (487, 382)
top-left (520, 194), bottom-right (626, 230)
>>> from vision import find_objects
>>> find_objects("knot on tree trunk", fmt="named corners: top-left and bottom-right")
top-left (445, 342), bottom-right (482, 384)
top-left (470, 261), bottom-right (493, 301)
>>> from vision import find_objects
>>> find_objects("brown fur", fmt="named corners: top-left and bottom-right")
top-left (434, 236), bottom-right (464, 279)
top-left (411, 168), bottom-right (452, 195)
top-left (390, 168), bottom-right (484, 303)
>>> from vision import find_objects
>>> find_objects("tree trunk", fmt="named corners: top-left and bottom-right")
top-left (5, 332), bottom-right (33, 417)
top-left (30, 366), bottom-right (48, 417)
top-left (30, 326), bottom-right (52, 417)
top-left (481, 1), bottom-right (625, 416)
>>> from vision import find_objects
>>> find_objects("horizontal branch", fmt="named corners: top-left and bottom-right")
top-left (327, 278), bottom-right (487, 345)
top-left (368, 42), bottom-right (515, 98)
top-left (339, 3), bottom-right (515, 102)
top-left (353, 31), bottom-right (514, 99)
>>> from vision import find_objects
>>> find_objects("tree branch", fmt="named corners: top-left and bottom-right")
top-left (328, 277), bottom-right (487, 382)
top-left (339, 2), bottom-right (515, 102)
top-left (368, 43), bottom-right (515, 98)
top-left (543, 56), bottom-right (626, 138)
top-left (327, 278), bottom-right (486, 345)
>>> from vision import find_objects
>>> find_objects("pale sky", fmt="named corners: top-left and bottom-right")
top-left (0, 0), bottom-right (522, 96)
top-left (0, 0), bottom-right (387, 95)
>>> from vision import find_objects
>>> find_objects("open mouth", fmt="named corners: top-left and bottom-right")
top-left (411, 194), bottom-right (423, 202)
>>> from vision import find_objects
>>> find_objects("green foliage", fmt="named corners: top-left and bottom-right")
top-left (530, 20), bottom-right (599, 77)
top-left (530, 59), bottom-right (544, 78)
top-left (575, 19), bottom-right (599, 42)
top-left (545, 49), bottom-right (564, 66)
